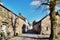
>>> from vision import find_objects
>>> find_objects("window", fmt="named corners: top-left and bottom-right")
top-left (22, 24), bottom-right (26, 33)
top-left (58, 32), bottom-right (60, 35)
top-left (46, 27), bottom-right (48, 31)
top-left (58, 24), bottom-right (60, 27)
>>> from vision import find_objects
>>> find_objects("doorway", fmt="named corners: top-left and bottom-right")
top-left (22, 24), bottom-right (27, 33)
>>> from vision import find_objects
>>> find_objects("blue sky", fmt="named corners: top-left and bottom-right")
top-left (1, 0), bottom-right (60, 23)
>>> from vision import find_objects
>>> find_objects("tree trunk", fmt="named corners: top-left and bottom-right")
top-left (13, 27), bottom-right (16, 36)
top-left (11, 16), bottom-right (16, 36)
top-left (13, 18), bottom-right (17, 36)
top-left (49, 0), bottom-right (58, 40)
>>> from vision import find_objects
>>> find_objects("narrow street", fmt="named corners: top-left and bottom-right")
top-left (8, 34), bottom-right (60, 40)
top-left (8, 34), bottom-right (49, 40)
top-left (0, 0), bottom-right (59, 40)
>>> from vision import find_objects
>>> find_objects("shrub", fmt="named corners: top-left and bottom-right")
top-left (7, 32), bottom-right (10, 36)
top-left (55, 35), bottom-right (58, 39)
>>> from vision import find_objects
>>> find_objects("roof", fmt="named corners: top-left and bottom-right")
top-left (18, 15), bottom-right (26, 21)
top-left (33, 14), bottom-right (49, 25)
top-left (40, 12), bottom-right (60, 21)
top-left (0, 4), bottom-right (17, 16)
top-left (33, 12), bottom-right (60, 25)
top-left (0, 4), bottom-right (26, 21)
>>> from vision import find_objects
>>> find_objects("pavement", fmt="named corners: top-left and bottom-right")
top-left (8, 34), bottom-right (49, 40)
top-left (58, 35), bottom-right (60, 40)
top-left (8, 34), bottom-right (60, 40)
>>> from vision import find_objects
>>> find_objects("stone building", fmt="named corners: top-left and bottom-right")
top-left (28, 24), bottom-right (33, 30)
top-left (0, 3), bottom-right (15, 36)
top-left (16, 14), bottom-right (29, 35)
top-left (0, 2), bottom-right (29, 37)
top-left (33, 21), bottom-right (41, 34)
top-left (33, 13), bottom-right (60, 35)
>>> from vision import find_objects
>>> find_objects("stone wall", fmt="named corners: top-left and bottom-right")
top-left (33, 22), bottom-right (41, 33)
top-left (0, 5), bottom-right (16, 36)
top-left (16, 17), bottom-right (26, 35)
top-left (16, 16), bottom-right (31, 35)
top-left (0, 4), bottom-right (30, 37)
top-left (56, 15), bottom-right (60, 34)
top-left (41, 15), bottom-right (51, 35)
top-left (33, 14), bottom-right (60, 35)
top-left (41, 15), bottom-right (60, 35)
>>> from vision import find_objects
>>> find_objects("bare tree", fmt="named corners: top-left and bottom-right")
top-left (11, 15), bottom-right (17, 36)
top-left (31, 0), bottom-right (60, 40)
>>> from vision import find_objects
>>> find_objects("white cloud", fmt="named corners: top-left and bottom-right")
top-left (55, 5), bottom-right (60, 12)
top-left (30, 0), bottom-right (41, 6)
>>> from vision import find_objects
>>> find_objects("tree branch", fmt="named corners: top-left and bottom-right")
top-left (41, 3), bottom-right (49, 5)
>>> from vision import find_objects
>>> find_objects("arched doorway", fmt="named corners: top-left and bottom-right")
top-left (22, 24), bottom-right (27, 33)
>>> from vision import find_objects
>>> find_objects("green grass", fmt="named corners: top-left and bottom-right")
top-left (55, 35), bottom-right (58, 39)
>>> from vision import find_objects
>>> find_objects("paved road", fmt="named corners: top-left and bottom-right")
top-left (8, 34), bottom-right (60, 40)
top-left (9, 37), bottom-right (28, 40)
top-left (58, 35), bottom-right (60, 40)
top-left (9, 34), bottom-right (49, 40)
top-left (9, 37), bottom-right (49, 40)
